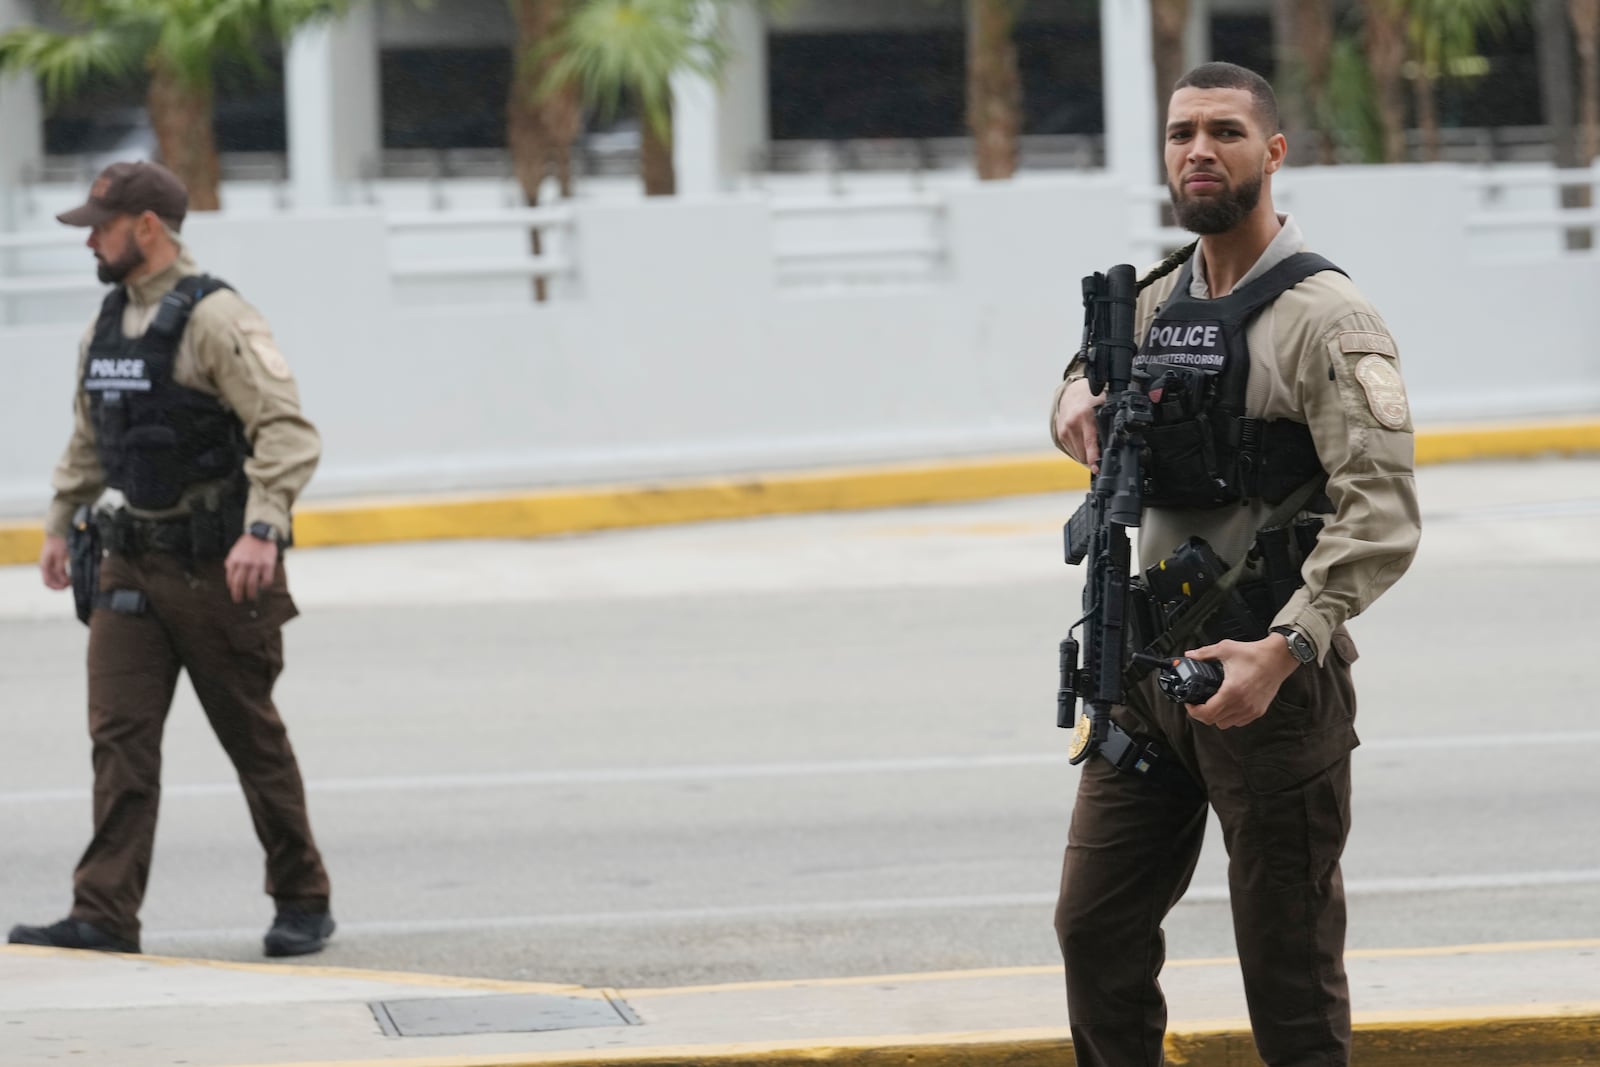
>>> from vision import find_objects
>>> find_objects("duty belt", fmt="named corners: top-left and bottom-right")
top-left (99, 514), bottom-right (192, 557)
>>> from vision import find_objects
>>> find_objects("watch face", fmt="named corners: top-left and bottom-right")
top-left (1278, 628), bottom-right (1312, 663)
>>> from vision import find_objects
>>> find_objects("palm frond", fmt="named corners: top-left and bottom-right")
top-left (0, 25), bottom-right (147, 103)
top-left (1326, 34), bottom-right (1386, 163)
top-left (1403, 0), bottom-right (1528, 77)
top-left (543, 0), bottom-right (732, 140)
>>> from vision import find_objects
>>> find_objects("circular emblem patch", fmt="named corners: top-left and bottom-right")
top-left (248, 335), bottom-right (293, 381)
top-left (1353, 354), bottom-right (1409, 430)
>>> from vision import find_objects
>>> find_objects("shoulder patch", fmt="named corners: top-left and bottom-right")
top-left (237, 316), bottom-right (292, 381)
top-left (1338, 329), bottom-right (1397, 357)
top-left (1353, 353), bottom-right (1410, 430)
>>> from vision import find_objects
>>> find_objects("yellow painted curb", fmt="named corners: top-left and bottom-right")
top-left (225, 1012), bottom-right (1600, 1067)
top-left (1, 419), bottom-right (1596, 568)
top-left (0, 453), bottom-right (1088, 567)
top-left (0, 524), bottom-right (42, 568)
top-left (290, 452), bottom-right (1089, 551)
top-left (1412, 416), bottom-right (1600, 465)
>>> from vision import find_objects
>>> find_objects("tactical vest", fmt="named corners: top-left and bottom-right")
top-left (1136, 252), bottom-right (1344, 509)
top-left (84, 275), bottom-right (248, 512)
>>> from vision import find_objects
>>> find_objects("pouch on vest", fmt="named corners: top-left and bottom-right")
top-left (1138, 253), bottom-right (1344, 510)
top-left (120, 424), bottom-right (186, 511)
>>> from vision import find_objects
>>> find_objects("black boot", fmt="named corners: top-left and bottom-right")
top-left (8, 918), bottom-right (139, 954)
top-left (263, 907), bottom-right (335, 957)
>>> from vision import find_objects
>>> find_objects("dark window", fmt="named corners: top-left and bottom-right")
top-left (770, 31), bottom-right (967, 140)
top-left (770, 22), bottom-right (1104, 141)
top-left (382, 48), bottom-right (511, 149)
top-left (41, 55), bottom-right (286, 157)
top-left (1438, 19), bottom-right (1541, 128)
top-left (1210, 16), bottom-right (1274, 83)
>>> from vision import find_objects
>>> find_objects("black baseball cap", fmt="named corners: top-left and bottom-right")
top-left (57, 160), bottom-right (189, 231)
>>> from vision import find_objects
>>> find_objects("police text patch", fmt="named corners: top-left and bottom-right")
top-left (1136, 319), bottom-right (1227, 370)
top-left (84, 356), bottom-right (152, 392)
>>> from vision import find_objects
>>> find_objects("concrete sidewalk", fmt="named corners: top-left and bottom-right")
top-left (2, 939), bottom-right (1596, 1066)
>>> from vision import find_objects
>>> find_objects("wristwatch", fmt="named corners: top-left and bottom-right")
top-left (1271, 625), bottom-right (1316, 665)
top-left (247, 521), bottom-right (281, 546)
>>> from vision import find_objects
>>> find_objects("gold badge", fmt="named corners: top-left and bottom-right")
top-left (1067, 713), bottom-right (1094, 761)
top-left (1353, 354), bottom-right (1409, 430)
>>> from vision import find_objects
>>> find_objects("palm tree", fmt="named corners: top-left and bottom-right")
top-left (1326, 33), bottom-right (1387, 162)
top-left (508, 0), bottom-right (580, 205)
top-left (0, 0), bottom-right (359, 211)
top-left (967, 0), bottom-right (1022, 180)
top-left (1401, 0), bottom-right (1528, 161)
top-left (542, 0), bottom-right (734, 196)
top-left (1361, 0), bottom-right (1409, 161)
top-left (1535, 0), bottom-right (1577, 167)
top-left (1150, 0), bottom-right (1186, 171)
top-left (508, 0), bottom-right (581, 300)
top-left (1269, 0), bottom-right (1338, 163)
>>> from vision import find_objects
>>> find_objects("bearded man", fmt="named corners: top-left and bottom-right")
top-left (1048, 62), bottom-right (1420, 1067)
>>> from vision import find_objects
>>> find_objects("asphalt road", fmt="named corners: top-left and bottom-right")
top-left (1, 458), bottom-right (1596, 988)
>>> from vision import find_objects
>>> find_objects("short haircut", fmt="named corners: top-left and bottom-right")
top-left (1173, 61), bottom-right (1280, 135)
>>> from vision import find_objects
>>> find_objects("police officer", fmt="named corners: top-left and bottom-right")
top-left (8, 161), bottom-right (335, 958)
top-left (1049, 64), bottom-right (1420, 1065)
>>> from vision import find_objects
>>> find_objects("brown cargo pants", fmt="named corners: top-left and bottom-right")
top-left (69, 550), bottom-right (331, 945)
top-left (1055, 632), bottom-right (1360, 1067)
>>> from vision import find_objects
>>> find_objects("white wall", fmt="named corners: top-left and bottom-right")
top-left (2, 166), bottom-right (1597, 519)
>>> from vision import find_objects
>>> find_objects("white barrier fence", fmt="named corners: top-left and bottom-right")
top-left (2, 164), bottom-right (1598, 519)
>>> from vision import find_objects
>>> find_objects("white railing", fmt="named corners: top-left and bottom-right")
top-left (0, 230), bottom-right (99, 326)
top-left (1464, 165), bottom-right (1600, 258)
top-left (0, 205), bottom-right (583, 323)
top-left (771, 191), bottom-right (948, 290)
top-left (384, 205), bottom-right (577, 304)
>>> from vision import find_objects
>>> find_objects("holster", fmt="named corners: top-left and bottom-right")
top-left (67, 505), bottom-right (101, 626)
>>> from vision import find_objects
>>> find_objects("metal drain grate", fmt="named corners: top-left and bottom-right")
top-left (371, 991), bottom-right (641, 1037)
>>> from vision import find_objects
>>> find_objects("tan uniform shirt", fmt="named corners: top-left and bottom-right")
top-left (1050, 216), bottom-right (1421, 663)
top-left (45, 252), bottom-right (320, 540)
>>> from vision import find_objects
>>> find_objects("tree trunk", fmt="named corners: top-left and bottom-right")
top-left (507, 0), bottom-right (581, 206)
top-left (967, 0), bottom-right (1021, 180)
top-left (1150, 0), bottom-right (1188, 169)
top-left (146, 58), bottom-right (220, 211)
top-left (641, 103), bottom-right (675, 196)
top-left (1271, 0), bottom-right (1308, 141)
top-left (1295, 0), bottom-right (1337, 163)
top-left (1539, 0), bottom-right (1579, 166)
top-left (1362, 0), bottom-right (1408, 162)
top-left (1571, 0), bottom-right (1600, 162)
top-left (1273, 0), bottom-right (1337, 162)
top-left (508, 0), bottom-right (581, 299)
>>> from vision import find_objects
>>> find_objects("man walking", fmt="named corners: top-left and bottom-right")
top-left (9, 160), bottom-right (335, 959)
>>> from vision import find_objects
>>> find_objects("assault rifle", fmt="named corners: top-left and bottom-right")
top-left (1057, 263), bottom-right (1149, 764)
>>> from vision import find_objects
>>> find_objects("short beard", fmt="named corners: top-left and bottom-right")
top-left (97, 244), bottom-right (146, 285)
top-left (1169, 171), bottom-right (1264, 235)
